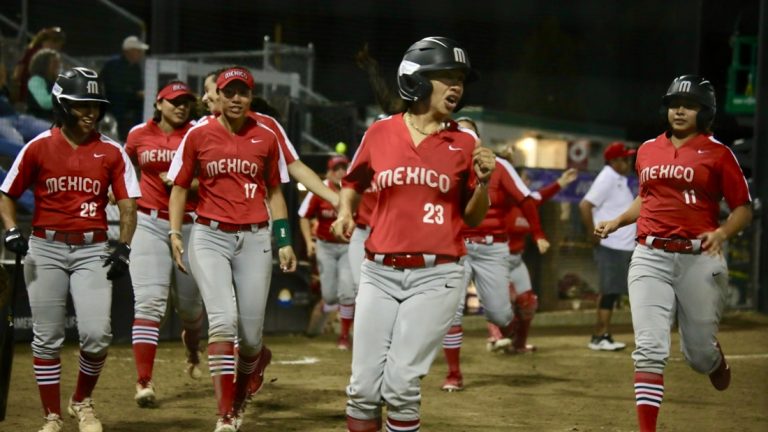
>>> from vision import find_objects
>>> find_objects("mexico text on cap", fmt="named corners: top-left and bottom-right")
top-left (123, 35), bottom-right (149, 51)
top-left (156, 82), bottom-right (194, 101)
top-left (216, 67), bottom-right (255, 90)
top-left (604, 142), bottom-right (636, 161)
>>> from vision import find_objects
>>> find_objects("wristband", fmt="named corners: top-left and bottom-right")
top-left (168, 229), bottom-right (183, 239)
top-left (272, 218), bottom-right (292, 248)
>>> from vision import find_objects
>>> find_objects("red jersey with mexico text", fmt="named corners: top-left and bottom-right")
top-left (125, 120), bottom-right (196, 212)
top-left (460, 157), bottom-right (542, 239)
top-left (343, 114), bottom-right (477, 256)
top-left (0, 128), bottom-right (141, 231)
top-left (635, 132), bottom-right (750, 239)
top-left (298, 179), bottom-right (343, 243)
top-left (167, 113), bottom-right (281, 224)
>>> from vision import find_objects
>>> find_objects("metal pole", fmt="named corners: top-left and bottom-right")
top-left (96, 0), bottom-right (147, 41)
top-left (18, 0), bottom-right (28, 44)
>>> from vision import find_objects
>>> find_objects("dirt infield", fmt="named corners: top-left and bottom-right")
top-left (2, 313), bottom-right (767, 431)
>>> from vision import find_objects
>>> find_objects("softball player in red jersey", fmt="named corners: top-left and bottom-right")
top-left (201, 69), bottom-right (339, 207)
top-left (299, 155), bottom-right (355, 349)
top-left (167, 66), bottom-right (297, 432)
top-left (334, 37), bottom-right (495, 432)
top-left (441, 118), bottom-right (549, 392)
top-left (488, 168), bottom-right (578, 354)
top-left (0, 67), bottom-right (140, 432)
top-left (596, 75), bottom-right (752, 432)
top-left (124, 80), bottom-right (204, 407)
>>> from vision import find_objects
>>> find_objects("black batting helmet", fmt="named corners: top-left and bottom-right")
top-left (397, 36), bottom-right (478, 110)
top-left (52, 67), bottom-right (110, 123)
top-left (661, 74), bottom-right (716, 131)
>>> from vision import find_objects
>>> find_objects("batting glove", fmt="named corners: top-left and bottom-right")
top-left (3, 227), bottom-right (28, 255)
top-left (103, 242), bottom-right (131, 280)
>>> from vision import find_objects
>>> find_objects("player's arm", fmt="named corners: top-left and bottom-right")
top-left (288, 161), bottom-right (340, 208)
top-left (0, 194), bottom-right (17, 230)
top-left (267, 184), bottom-right (297, 273)
top-left (594, 196), bottom-right (641, 239)
top-left (333, 187), bottom-right (361, 240)
top-left (578, 199), bottom-right (597, 240)
top-left (115, 198), bottom-right (137, 244)
top-left (463, 146), bottom-right (495, 227)
top-left (168, 185), bottom-right (189, 273)
top-left (299, 217), bottom-right (316, 257)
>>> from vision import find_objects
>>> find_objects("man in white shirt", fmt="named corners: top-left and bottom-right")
top-left (579, 142), bottom-right (637, 351)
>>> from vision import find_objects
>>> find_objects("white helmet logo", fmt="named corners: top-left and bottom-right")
top-left (87, 81), bottom-right (99, 94)
top-left (453, 48), bottom-right (467, 63)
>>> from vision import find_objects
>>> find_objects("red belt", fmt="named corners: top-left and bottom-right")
top-left (638, 236), bottom-right (701, 254)
top-left (196, 216), bottom-right (268, 233)
top-left (464, 233), bottom-right (509, 244)
top-left (138, 206), bottom-right (194, 224)
top-left (32, 228), bottom-right (108, 245)
top-left (365, 250), bottom-right (459, 269)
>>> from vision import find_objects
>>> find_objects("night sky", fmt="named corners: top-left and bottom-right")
top-left (2, 0), bottom-right (760, 142)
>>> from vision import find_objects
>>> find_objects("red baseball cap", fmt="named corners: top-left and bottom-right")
top-left (156, 82), bottom-right (193, 101)
top-left (216, 67), bottom-right (254, 90)
top-left (327, 155), bottom-right (349, 170)
top-left (604, 142), bottom-right (636, 161)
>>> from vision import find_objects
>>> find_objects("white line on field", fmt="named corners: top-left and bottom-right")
top-left (102, 355), bottom-right (321, 365)
top-left (274, 357), bottom-right (320, 365)
top-left (580, 353), bottom-right (768, 360)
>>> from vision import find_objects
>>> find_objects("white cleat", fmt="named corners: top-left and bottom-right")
top-left (38, 413), bottom-right (64, 432)
top-left (213, 415), bottom-right (238, 432)
top-left (186, 361), bottom-right (203, 380)
top-left (134, 381), bottom-right (157, 408)
top-left (68, 397), bottom-right (103, 432)
top-left (487, 337), bottom-right (512, 352)
top-left (588, 334), bottom-right (627, 351)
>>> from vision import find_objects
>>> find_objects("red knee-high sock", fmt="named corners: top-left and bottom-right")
top-left (339, 303), bottom-right (355, 338)
top-left (233, 351), bottom-right (260, 410)
top-left (132, 318), bottom-right (160, 384)
top-left (386, 417), bottom-right (420, 432)
top-left (34, 357), bottom-right (61, 416)
top-left (72, 351), bottom-right (106, 402)
top-left (347, 415), bottom-right (382, 432)
top-left (486, 322), bottom-right (503, 341)
top-left (442, 325), bottom-right (462, 376)
top-left (512, 291), bottom-right (538, 349)
top-left (634, 372), bottom-right (664, 432)
top-left (208, 341), bottom-right (236, 417)
top-left (181, 313), bottom-right (203, 364)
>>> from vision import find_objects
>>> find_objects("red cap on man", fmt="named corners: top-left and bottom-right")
top-left (603, 142), bottom-right (636, 162)
top-left (156, 82), bottom-right (193, 101)
top-left (327, 155), bottom-right (349, 170)
top-left (216, 67), bottom-right (254, 90)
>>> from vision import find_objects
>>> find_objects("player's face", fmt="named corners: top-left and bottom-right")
top-left (157, 96), bottom-right (193, 127)
top-left (425, 69), bottom-right (465, 117)
top-left (667, 97), bottom-right (701, 135)
top-left (218, 81), bottom-right (252, 120)
top-left (202, 75), bottom-right (220, 114)
top-left (327, 164), bottom-right (347, 183)
top-left (67, 101), bottom-right (101, 134)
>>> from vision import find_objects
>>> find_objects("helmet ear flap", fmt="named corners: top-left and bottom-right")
top-left (398, 73), bottom-right (433, 102)
top-left (696, 108), bottom-right (714, 131)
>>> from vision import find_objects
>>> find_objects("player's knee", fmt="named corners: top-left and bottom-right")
top-left (485, 306), bottom-right (513, 328)
top-left (79, 330), bottom-right (112, 356)
top-left (599, 293), bottom-right (619, 310)
top-left (515, 291), bottom-right (538, 318)
top-left (322, 293), bottom-right (340, 306)
top-left (683, 345), bottom-right (720, 374)
top-left (207, 319), bottom-right (237, 341)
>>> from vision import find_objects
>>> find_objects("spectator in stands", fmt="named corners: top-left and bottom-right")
top-left (100, 35), bottom-right (149, 140)
top-left (26, 48), bottom-right (61, 122)
top-left (11, 26), bottom-right (65, 104)
top-left (0, 37), bottom-right (49, 157)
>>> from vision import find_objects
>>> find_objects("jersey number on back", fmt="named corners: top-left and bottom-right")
top-left (683, 189), bottom-right (697, 205)
top-left (423, 203), bottom-right (444, 224)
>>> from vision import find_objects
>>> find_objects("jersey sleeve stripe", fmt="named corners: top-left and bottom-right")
top-left (0, 130), bottom-right (51, 195)
top-left (167, 118), bottom-right (208, 182)
top-left (256, 122), bottom-right (291, 183)
top-left (496, 157), bottom-right (531, 196)
top-left (102, 135), bottom-right (141, 198)
top-left (723, 144), bottom-right (753, 202)
top-left (297, 191), bottom-right (314, 217)
top-left (128, 122), bottom-right (148, 135)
